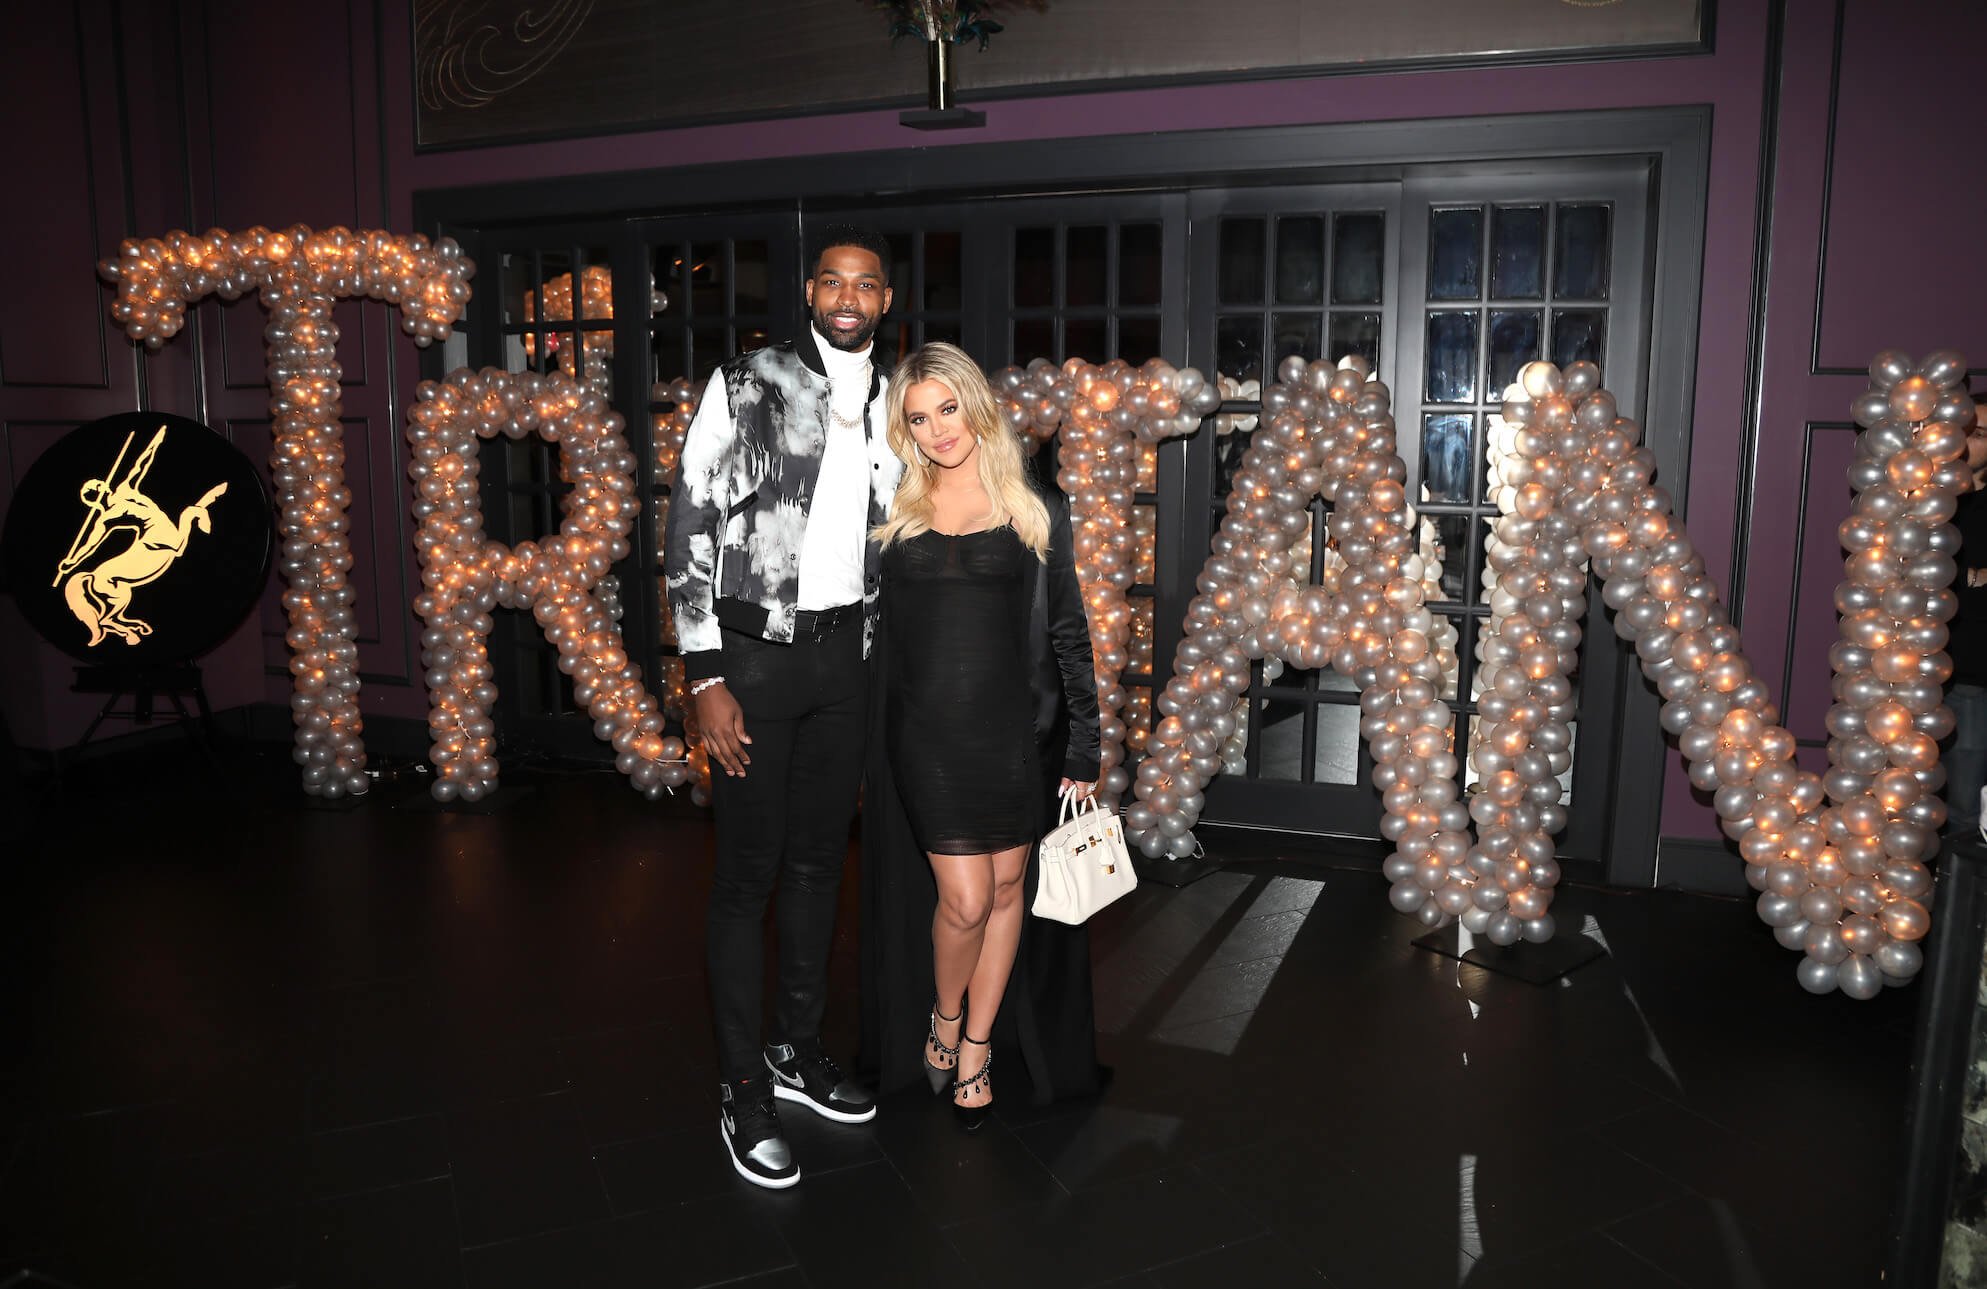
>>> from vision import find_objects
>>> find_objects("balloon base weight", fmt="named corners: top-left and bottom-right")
top-left (1412, 922), bottom-right (1607, 986)
top-left (1132, 853), bottom-right (1223, 890)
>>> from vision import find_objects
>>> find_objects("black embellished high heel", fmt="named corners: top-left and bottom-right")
top-left (924, 1004), bottom-right (961, 1096)
top-left (952, 1035), bottom-right (992, 1131)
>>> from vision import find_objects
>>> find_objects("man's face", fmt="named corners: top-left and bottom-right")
top-left (805, 245), bottom-right (891, 353)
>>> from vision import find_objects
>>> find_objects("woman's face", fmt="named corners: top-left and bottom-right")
top-left (903, 378), bottom-right (979, 471)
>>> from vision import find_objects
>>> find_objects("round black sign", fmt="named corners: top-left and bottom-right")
top-left (1, 412), bottom-right (273, 664)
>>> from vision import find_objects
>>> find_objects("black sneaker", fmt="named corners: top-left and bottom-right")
top-left (719, 1078), bottom-right (798, 1189)
top-left (764, 1044), bottom-right (878, 1124)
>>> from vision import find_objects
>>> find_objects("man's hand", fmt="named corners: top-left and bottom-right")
top-left (695, 683), bottom-right (752, 777)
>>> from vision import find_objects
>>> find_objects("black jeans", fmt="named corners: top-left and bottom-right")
top-left (707, 621), bottom-right (867, 1082)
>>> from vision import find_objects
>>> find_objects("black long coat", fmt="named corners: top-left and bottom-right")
top-left (856, 479), bottom-right (1104, 1104)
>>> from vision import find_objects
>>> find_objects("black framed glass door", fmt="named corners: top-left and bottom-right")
top-left (1390, 162), bottom-right (1652, 865)
top-left (1182, 183), bottom-right (1404, 838)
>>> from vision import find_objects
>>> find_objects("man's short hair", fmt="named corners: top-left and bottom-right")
top-left (809, 223), bottom-right (893, 282)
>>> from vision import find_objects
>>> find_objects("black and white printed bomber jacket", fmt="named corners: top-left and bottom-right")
top-left (663, 326), bottom-right (902, 682)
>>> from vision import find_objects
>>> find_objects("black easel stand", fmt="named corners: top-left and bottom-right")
top-left (65, 663), bottom-right (217, 764)
top-left (1412, 919), bottom-right (1608, 986)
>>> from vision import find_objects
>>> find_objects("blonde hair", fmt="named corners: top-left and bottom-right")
top-left (874, 342), bottom-right (1051, 559)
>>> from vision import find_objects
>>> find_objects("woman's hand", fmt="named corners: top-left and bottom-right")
top-left (1059, 778), bottom-right (1096, 800)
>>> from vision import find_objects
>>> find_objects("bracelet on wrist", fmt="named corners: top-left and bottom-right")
top-left (690, 676), bottom-right (725, 695)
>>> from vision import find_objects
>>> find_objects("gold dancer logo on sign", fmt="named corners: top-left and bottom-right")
top-left (52, 425), bottom-right (228, 647)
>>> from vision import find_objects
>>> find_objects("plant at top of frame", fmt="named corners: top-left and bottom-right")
top-left (868, 0), bottom-right (1049, 51)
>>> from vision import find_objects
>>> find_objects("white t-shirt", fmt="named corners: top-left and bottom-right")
top-left (797, 329), bottom-right (888, 610)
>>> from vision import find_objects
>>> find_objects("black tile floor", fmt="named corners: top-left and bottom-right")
top-left (0, 744), bottom-right (1918, 1288)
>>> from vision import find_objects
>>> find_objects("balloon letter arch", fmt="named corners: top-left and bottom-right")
top-left (101, 227), bottom-right (1969, 997)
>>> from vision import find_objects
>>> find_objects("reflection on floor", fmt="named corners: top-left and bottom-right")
top-left (0, 745), bottom-right (1914, 1288)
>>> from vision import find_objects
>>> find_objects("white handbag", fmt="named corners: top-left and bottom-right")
top-left (1032, 788), bottom-right (1137, 925)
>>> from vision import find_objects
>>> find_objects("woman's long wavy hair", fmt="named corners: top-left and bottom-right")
top-left (874, 342), bottom-right (1050, 560)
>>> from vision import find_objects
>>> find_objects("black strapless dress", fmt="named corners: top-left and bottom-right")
top-left (882, 526), bottom-right (1042, 855)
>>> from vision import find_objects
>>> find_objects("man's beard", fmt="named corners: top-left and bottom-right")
top-left (813, 303), bottom-right (881, 353)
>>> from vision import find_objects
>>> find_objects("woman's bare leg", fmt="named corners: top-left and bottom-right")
top-left (955, 843), bottom-right (1029, 1107)
top-left (928, 852), bottom-right (993, 1068)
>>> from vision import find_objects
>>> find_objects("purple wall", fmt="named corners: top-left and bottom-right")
top-left (5, 0), bottom-right (1984, 853)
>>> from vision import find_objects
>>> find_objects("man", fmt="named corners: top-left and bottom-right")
top-left (664, 225), bottom-right (901, 1188)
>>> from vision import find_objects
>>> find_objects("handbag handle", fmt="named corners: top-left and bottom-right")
top-left (1058, 783), bottom-right (1104, 826)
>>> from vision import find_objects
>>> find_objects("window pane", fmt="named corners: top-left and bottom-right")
top-left (1428, 207), bottom-right (1484, 301)
top-left (1429, 610), bottom-right (1464, 701)
top-left (692, 322), bottom-right (726, 381)
top-left (1275, 216), bottom-right (1325, 304)
top-left (501, 251), bottom-right (533, 325)
top-left (1136, 440), bottom-right (1158, 492)
top-left (1487, 309), bottom-right (1543, 396)
top-left (1120, 223), bottom-right (1163, 307)
top-left (1314, 700), bottom-right (1361, 785)
top-left (738, 323), bottom-right (770, 354)
top-left (651, 328), bottom-right (687, 387)
top-left (1420, 413), bottom-right (1473, 505)
top-left (690, 242), bottom-right (724, 317)
top-left (1328, 312), bottom-right (1381, 368)
top-left (1067, 225), bottom-right (1108, 308)
top-left (1462, 714), bottom-right (1488, 789)
top-left (924, 231), bottom-right (961, 311)
top-left (1127, 593), bottom-right (1155, 675)
top-left (1215, 424), bottom-right (1253, 498)
top-left (922, 318), bottom-right (961, 345)
top-left (1285, 507), bottom-right (1315, 580)
top-left (1272, 312), bottom-right (1322, 372)
top-left (1267, 652), bottom-right (1309, 691)
top-left (571, 326), bottom-right (614, 375)
top-left (1425, 311), bottom-right (1479, 404)
top-left (1554, 204), bottom-right (1612, 300)
top-left (1255, 697), bottom-right (1311, 781)
top-left (1015, 227), bottom-right (1054, 307)
top-left (1132, 504), bottom-right (1157, 583)
top-left (1490, 206), bottom-right (1545, 300)
top-left (1013, 318), bottom-right (1054, 365)
top-left (650, 244), bottom-right (688, 317)
top-left (734, 239), bottom-right (770, 314)
top-left (1217, 314), bottom-right (1264, 384)
top-left (1219, 218), bottom-right (1266, 305)
top-left (579, 251), bottom-right (613, 319)
top-left (873, 317), bottom-right (908, 368)
top-left (1332, 213), bottom-right (1384, 304)
top-left (1124, 685), bottom-right (1153, 755)
top-left (1551, 310), bottom-right (1608, 368)
top-left (1468, 519), bottom-right (1493, 606)
top-left (1119, 316), bottom-right (1161, 367)
top-left (1429, 515), bottom-right (1472, 603)
top-left (1065, 318), bottom-right (1107, 364)
top-left (884, 232), bottom-right (914, 307)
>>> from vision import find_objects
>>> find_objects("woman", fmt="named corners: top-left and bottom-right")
top-left (859, 343), bottom-right (1101, 1128)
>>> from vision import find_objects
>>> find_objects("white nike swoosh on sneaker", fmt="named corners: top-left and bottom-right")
top-left (770, 1066), bottom-right (805, 1088)
top-left (721, 1108), bottom-right (735, 1134)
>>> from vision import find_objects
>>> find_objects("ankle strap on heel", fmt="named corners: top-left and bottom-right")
top-left (927, 1006), bottom-right (962, 1059)
top-left (955, 1036), bottom-right (992, 1095)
